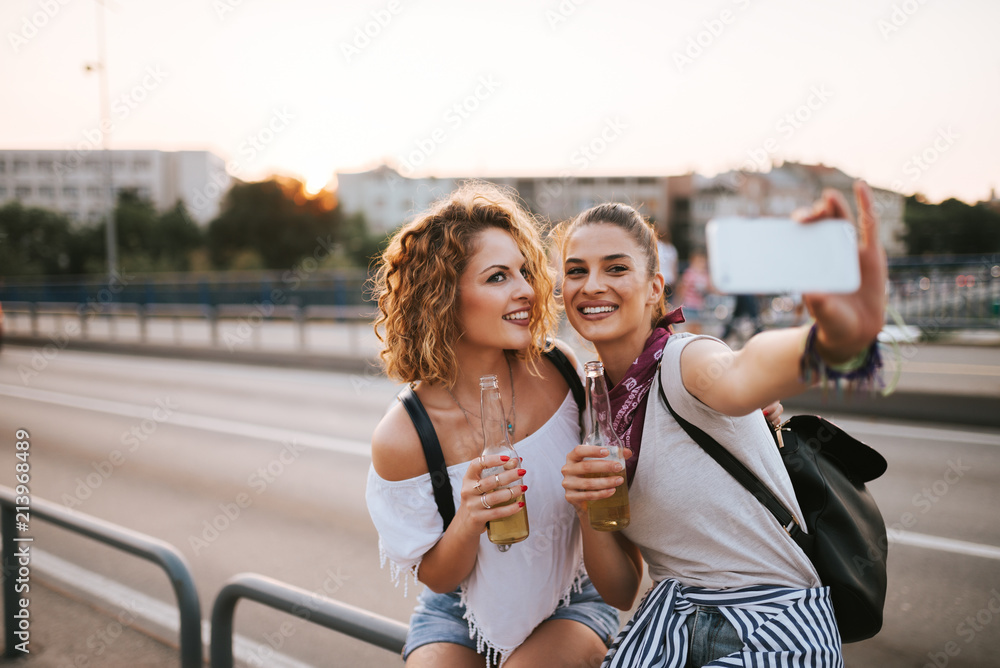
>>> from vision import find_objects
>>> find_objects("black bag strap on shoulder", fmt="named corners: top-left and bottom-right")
top-left (657, 381), bottom-right (803, 542)
top-left (543, 346), bottom-right (585, 413)
top-left (398, 385), bottom-right (456, 530)
top-left (400, 347), bottom-right (582, 532)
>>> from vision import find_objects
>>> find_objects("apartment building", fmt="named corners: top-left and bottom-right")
top-left (0, 149), bottom-right (230, 224)
top-left (336, 166), bottom-right (670, 234)
top-left (666, 163), bottom-right (906, 256)
top-left (336, 162), bottom-right (905, 255)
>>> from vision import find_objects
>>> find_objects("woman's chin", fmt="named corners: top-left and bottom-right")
top-left (568, 318), bottom-right (619, 344)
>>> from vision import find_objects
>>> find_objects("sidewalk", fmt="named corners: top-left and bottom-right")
top-left (2, 578), bottom-right (180, 667)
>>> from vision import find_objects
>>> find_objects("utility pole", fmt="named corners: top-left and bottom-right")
top-left (86, 0), bottom-right (117, 280)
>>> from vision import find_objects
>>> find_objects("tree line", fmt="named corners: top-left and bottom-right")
top-left (901, 195), bottom-right (1000, 257)
top-left (2, 183), bottom-right (998, 279)
top-left (0, 177), bottom-right (384, 278)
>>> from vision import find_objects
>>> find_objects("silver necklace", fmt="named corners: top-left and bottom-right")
top-left (446, 355), bottom-right (516, 438)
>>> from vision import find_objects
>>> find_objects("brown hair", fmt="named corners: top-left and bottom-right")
top-left (552, 202), bottom-right (667, 325)
top-left (371, 181), bottom-right (558, 386)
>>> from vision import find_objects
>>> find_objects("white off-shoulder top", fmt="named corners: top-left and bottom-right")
top-left (366, 391), bottom-right (585, 664)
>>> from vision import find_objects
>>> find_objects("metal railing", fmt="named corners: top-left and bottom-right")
top-left (209, 573), bottom-right (407, 667)
top-left (0, 301), bottom-right (376, 356)
top-left (0, 485), bottom-right (203, 667)
top-left (1, 485), bottom-right (410, 665)
top-left (0, 269), bottom-right (370, 308)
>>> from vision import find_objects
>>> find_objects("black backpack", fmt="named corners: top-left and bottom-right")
top-left (658, 382), bottom-right (888, 642)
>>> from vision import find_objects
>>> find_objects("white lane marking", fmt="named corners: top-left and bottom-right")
top-left (0, 345), bottom-right (391, 391)
top-left (889, 530), bottom-right (1000, 561)
top-left (0, 383), bottom-right (371, 458)
top-left (33, 550), bottom-right (314, 668)
top-left (822, 417), bottom-right (1000, 447)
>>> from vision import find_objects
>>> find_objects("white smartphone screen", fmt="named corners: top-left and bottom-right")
top-left (706, 217), bottom-right (860, 294)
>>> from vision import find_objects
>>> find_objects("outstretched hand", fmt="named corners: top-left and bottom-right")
top-left (796, 180), bottom-right (888, 363)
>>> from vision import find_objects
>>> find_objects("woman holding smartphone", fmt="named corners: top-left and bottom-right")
top-left (556, 182), bottom-right (887, 666)
top-left (365, 182), bottom-right (620, 667)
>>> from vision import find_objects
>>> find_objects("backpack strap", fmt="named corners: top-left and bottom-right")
top-left (657, 380), bottom-right (802, 542)
top-left (542, 346), bottom-right (585, 414)
top-left (398, 385), bottom-right (456, 530)
top-left (398, 347), bottom-right (582, 531)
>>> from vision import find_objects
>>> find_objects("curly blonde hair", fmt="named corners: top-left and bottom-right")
top-left (371, 181), bottom-right (558, 386)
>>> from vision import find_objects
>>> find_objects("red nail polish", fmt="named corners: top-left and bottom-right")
top-left (518, 501), bottom-right (525, 508)
top-left (517, 469), bottom-right (526, 476)
top-left (521, 485), bottom-right (528, 492)
top-left (500, 455), bottom-right (510, 462)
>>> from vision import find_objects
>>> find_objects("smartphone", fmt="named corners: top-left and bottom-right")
top-left (705, 217), bottom-right (860, 294)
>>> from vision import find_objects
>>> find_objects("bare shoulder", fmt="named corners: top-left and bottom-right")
top-left (678, 336), bottom-right (736, 401)
top-left (370, 399), bottom-right (429, 482)
top-left (679, 336), bottom-right (732, 367)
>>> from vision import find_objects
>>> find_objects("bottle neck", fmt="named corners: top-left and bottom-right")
top-left (584, 367), bottom-right (615, 442)
top-left (480, 381), bottom-right (511, 450)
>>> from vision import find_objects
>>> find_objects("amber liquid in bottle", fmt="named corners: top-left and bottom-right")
top-left (584, 361), bottom-right (630, 531)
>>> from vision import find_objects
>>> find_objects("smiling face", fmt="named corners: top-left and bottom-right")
top-left (562, 223), bottom-right (663, 351)
top-left (456, 227), bottom-right (535, 353)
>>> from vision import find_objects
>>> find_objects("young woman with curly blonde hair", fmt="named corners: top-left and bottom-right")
top-left (365, 182), bottom-right (621, 667)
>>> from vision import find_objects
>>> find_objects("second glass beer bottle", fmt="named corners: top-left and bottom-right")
top-left (583, 361), bottom-right (631, 531)
top-left (479, 374), bottom-right (529, 547)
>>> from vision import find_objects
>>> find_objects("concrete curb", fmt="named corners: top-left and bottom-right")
top-left (784, 388), bottom-right (1000, 430)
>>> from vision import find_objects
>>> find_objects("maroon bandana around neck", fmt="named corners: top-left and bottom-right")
top-left (607, 307), bottom-right (685, 485)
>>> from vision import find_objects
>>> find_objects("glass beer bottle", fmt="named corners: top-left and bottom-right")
top-left (479, 374), bottom-right (529, 548)
top-left (583, 361), bottom-right (631, 531)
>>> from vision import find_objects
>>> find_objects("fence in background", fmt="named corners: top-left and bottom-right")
top-left (0, 269), bottom-right (370, 308)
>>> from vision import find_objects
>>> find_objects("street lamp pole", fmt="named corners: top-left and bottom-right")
top-left (88, 0), bottom-right (117, 280)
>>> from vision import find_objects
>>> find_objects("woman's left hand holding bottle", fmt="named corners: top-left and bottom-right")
top-left (457, 454), bottom-right (527, 535)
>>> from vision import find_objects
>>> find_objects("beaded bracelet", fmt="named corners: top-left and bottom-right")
top-left (800, 323), bottom-right (884, 395)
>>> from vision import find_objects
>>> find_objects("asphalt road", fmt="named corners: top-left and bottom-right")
top-left (1, 346), bottom-right (998, 667)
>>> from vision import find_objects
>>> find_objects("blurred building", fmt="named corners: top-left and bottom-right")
top-left (335, 162), bottom-right (906, 255)
top-left (335, 166), bottom-right (457, 233)
top-left (666, 163), bottom-right (906, 256)
top-left (0, 149), bottom-right (230, 224)
top-left (336, 166), bottom-right (669, 233)
top-left (506, 175), bottom-right (669, 230)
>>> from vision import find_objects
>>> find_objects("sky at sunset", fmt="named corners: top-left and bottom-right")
top-left (3, 0), bottom-right (998, 203)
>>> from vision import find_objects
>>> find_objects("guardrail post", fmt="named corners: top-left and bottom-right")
top-left (138, 304), bottom-right (148, 343)
top-left (79, 304), bottom-right (89, 340)
top-left (29, 303), bottom-right (38, 338)
top-left (295, 305), bottom-right (306, 351)
top-left (348, 316), bottom-right (359, 356)
top-left (207, 305), bottom-right (218, 347)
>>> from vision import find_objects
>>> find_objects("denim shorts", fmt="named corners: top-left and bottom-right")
top-left (403, 576), bottom-right (620, 660)
top-left (684, 605), bottom-right (743, 667)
